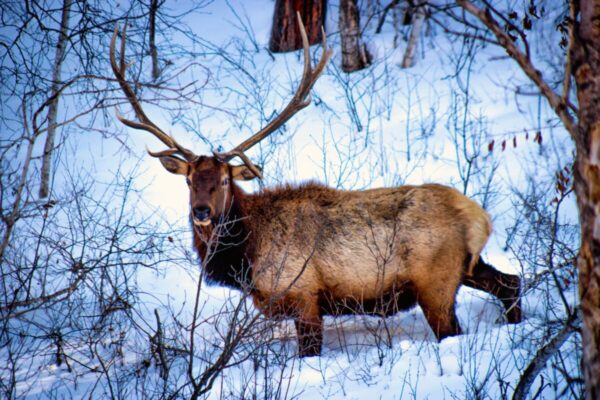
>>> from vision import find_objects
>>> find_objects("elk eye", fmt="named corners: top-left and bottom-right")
top-left (222, 178), bottom-right (229, 186)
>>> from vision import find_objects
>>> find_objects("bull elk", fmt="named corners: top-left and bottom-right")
top-left (110, 17), bottom-right (522, 357)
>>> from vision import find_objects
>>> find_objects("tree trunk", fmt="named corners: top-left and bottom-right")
top-left (269, 0), bottom-right (327, 53)
top-left (400, 1), bottom-right (426, 68)
top-left (39, 0), bottom-right (71, 198)
top-left (571, 1), bottom-right (600, 399)
top-left (339, 0), bottom-right (371, 72)
top-left (455, 1), bottom-right (599, 396)
top-left (149, 0), bottom-right (160, 81)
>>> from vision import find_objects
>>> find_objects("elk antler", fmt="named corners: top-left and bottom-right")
top-left (110, 24), bottom-right (197, 161)
top-left (214, 13), bottom-right (333, 178)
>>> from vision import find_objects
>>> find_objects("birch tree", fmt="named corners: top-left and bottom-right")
top-left (448, 0), bottom-right (600, 397)
top-left (339, 0), bottom-right (371, 72)
top-left (38, 0), bottom-right (72, 198)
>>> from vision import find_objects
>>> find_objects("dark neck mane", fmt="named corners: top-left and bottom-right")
top-left (192, 185), bottom-right (254, 290)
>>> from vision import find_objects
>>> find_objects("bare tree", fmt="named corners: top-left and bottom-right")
top-left (0, 1), bottom-right (268, 398)
top-left (568, 4), bottom-right (600, 396)
top-left (269, 0), bottom-right (327, 53)
top-left (400, 1), bottom-right (426, 68)
top-left (339, 0), bottom-right (372, 72)
top-left (148, 0), bottom-right (162, 81)
top-left (432, 0), bottom-right (598, 397)
top-left (39, 0), bottom-right (72, 199)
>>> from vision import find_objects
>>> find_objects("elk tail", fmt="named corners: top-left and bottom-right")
top-left (455, 195), bottom-right (493, 277)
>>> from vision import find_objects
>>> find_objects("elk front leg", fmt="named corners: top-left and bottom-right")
top-left (294, 299), bottom-right (323, 357)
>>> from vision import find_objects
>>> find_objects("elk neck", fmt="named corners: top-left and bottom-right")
top-left (192, 183), bottom-right (255, 290)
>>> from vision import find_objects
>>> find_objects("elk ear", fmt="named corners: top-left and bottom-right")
top-left (231, 164), bottom-right (261, 181)
top-left (158, 156), bottom-right (188, 175)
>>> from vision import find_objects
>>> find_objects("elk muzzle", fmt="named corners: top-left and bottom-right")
top-left (192, 206), bottom-right (212, 226)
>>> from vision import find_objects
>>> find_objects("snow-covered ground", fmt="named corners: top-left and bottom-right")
top-left (3, 0), bottom-right (581, 399)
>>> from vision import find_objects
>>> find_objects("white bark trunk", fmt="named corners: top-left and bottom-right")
top-left (39, 0), bottom-right (72, 198)
top-left (400, 2), bottom-right (426, 69)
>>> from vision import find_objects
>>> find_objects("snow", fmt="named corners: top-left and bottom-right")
top-left (3, 0), bottom-right (582, 399)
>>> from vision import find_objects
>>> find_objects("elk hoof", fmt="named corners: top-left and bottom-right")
top-left (298, 336), bottom-right (322, 357)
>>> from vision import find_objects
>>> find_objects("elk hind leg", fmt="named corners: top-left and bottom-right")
top-left (415, 282), bottom-right (462, 341)
top-left (463, 257), bottom-right (522, 323)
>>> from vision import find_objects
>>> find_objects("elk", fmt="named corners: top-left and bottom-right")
top-left (110, 18), bottom-right (522, 357)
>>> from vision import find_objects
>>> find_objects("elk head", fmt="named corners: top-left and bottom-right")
top-left (110, 15), bottom-right (332, 227)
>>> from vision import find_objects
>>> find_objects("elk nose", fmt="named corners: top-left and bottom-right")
top-left (193, 206), bottom-right (211, 222)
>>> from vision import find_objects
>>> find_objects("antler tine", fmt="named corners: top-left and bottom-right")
top-left (110, 24), bottom-right (197, 161)
top-left (214, 12), bottom-right (333, 177)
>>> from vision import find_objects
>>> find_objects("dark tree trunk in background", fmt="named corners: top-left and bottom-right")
top-left (339, 0), bottom-right (371, 72)
top-left (149, 0), bottom-right (160, 81)
top-left (571, 1), bottom-right (600, 398)
top-left (269, 0), bottom-right (327, 53)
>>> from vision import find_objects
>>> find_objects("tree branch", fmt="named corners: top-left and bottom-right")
top-left (456, 0), bottom-right (578, 142)
top-left (512, 312), bottom-right (581, 400)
